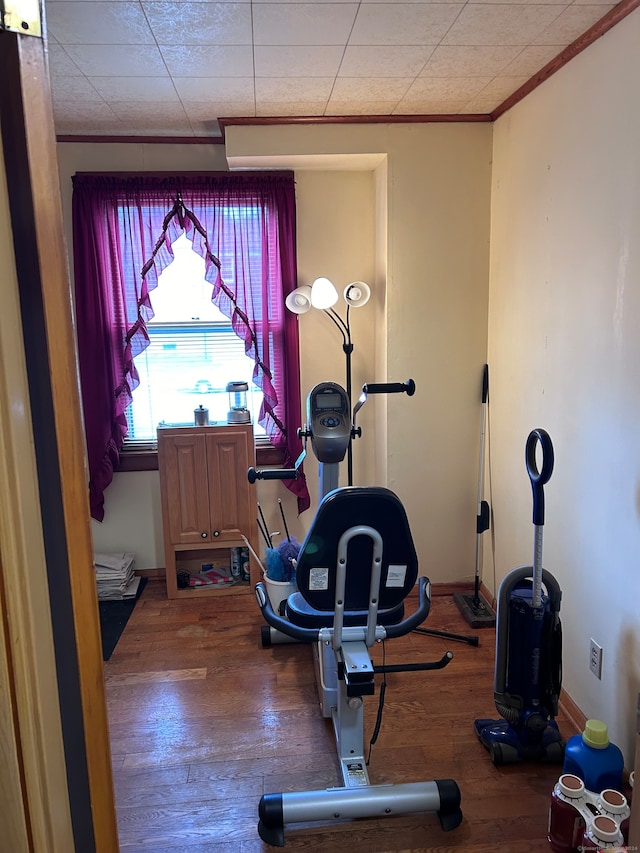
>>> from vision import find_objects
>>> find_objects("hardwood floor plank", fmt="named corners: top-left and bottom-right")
top-left (105, 580), bottom-right (578, 851)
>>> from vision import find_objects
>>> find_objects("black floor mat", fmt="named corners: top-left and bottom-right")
top-left (98, 576), bottom-right (147, 661)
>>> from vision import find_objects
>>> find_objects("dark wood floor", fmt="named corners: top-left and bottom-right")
top-left (104, 579), bottom-right (578, 852)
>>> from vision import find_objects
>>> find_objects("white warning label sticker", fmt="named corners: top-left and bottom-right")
top-left (309, 567), bottom-right (329, 590)
top-left (386, 565), bottom-right (407, 587)
top-left (346, 762), bottom-right (368, 786)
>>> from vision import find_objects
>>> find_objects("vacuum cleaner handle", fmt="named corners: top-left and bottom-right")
top-left (526, 428), bottom-right (554, 526)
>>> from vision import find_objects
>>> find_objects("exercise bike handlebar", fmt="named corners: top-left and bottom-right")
top-left (352, 378), bottom-right (415, 429)
top-left (362, 379), bottom-right (416, 397)
top-left (254, 575), bottom-right (432, 645)
top-left (247, 466), bottom-right (299, 484)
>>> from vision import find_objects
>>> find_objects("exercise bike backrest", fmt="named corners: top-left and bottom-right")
top-left (256, 485), bottom-right (431, 646)
top-left (294, 486), bottom-right (417, 615)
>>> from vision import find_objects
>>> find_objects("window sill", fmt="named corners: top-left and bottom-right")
top-left (115, 441), bottom-right (283, 473)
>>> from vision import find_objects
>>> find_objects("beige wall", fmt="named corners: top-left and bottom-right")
top-left (487, 8), bottom-right (640, 764)
top-left (225, 122), bottom-right (493, 584)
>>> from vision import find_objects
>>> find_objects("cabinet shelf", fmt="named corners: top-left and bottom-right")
top-left (157, 423), bottom-right (259, 599)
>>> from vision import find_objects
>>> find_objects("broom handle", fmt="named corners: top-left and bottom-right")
top-left (474, 365), bottom-right (490, 601)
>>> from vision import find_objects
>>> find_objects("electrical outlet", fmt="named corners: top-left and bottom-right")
top-left (589, 639), bottom-right (603, 679)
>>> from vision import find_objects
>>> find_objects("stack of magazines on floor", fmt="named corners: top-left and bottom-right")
top-left (94, 552), bottom-right (139, 600)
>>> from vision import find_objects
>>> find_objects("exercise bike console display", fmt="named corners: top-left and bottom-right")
top-left (306, 381), bottom-right (351, 464)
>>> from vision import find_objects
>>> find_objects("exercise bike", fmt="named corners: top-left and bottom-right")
top-left (249, 380), bottom-right (463, 846)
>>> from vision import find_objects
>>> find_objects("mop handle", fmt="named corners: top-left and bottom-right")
top-left (526, 429), bottom-right (554, 607)
top-left (476, 364), bottom-right (489, 519)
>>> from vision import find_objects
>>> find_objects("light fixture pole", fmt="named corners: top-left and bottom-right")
top-left (285, 278), bottom-right (370, 486)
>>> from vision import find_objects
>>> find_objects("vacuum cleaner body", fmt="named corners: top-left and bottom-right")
top-left (475, 566), bottom-right (563, 763)
top-left (475, 429), bottom-right (564, 765)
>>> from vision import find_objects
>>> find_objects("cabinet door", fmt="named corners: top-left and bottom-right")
top-left (158, 433), bottom-right (211, 544)
top-left (206, 429), bottom-right (253, 541)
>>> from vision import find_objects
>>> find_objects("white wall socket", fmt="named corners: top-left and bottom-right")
top-left (589, 639), bottom-right (603, 679)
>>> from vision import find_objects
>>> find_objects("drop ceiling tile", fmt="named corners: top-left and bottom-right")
top-left (442, 5), bottom-right (566, 45)
top-left (48, 44), bottom-right (84, 76)
top-left (350, 3), bottom-right (464, 45)
top-left (160, 45), bottom-right (255, 77)
top-left (398, 75), bottom-right (493, 110)
top-left (330, 77), bottom-right (412, 100)
top-left (474, 75), bottom-right (530, 99)
top-left (253, 3), bottom-right (358, 45)
top-left (534, 4), bottom-right (614, 44)
top-left (467, 0), bottom-right (567, 5)
top-left (142, 2), bottom-right (253, 45)
top-left (339, 45), bottom-right (435, 77)
top-left (47, 2), bottom-right (154, 44)
top-left (52, 100), bottom-right (119, 122)
top-left (421, 45), bottom-right (523, 77)
top-left (394, 99), bottom-right (465, 114)
top-left (251, 0), bottom-right (355, 3)
top-left (500, 44), bottom-right (562, 75)
top-left (89, 75), bottom-right (179, 102)
top-left (51, 75), bottom-right (101, 101)
top-left (460, 95), bottom-right (503, 112)
top-left (109, 115), bottom-right (196, 134)
top-left (64, 44), bottom-right (167, 76)
top-left (185, 101), bottom-right (257, 120)
top-left (107, 101), bottom-right (190, 121)
top-left (327, 100), bottom-right (403, 116)
top-left (173, 77), bottom-right (255, 101)
top-left (255, 45), bottom-right (344, 77)
top-left (56, 119), bottom-right (127, 135)
top-left (256, 100), bottom-right (330, 116)
top-left (256, 77), bottom-right (335, 102)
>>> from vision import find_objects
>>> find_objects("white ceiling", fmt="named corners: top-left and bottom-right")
top-left (46, 0), bottom-right (618, 139)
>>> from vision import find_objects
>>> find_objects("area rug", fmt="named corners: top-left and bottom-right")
top-left (98, 577), bottom-right (147, 661)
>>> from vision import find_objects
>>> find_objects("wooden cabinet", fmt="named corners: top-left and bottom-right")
top-left (157, 424), bottom-right (259, 599)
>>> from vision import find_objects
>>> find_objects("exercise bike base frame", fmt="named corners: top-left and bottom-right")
top-left (258, 778), bottom-right (462, 847)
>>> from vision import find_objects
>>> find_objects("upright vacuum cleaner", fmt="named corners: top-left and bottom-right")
top-left (474, 428), bottom-right (564, 764)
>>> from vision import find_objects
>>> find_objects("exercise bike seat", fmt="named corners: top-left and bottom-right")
top-left (285, 594), bottom-right (404, 628)
top-left (285, 486), bottom-right (418, 630)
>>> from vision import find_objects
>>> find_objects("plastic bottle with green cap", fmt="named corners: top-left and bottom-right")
top-left (562, 719), bottom-right (624, 793)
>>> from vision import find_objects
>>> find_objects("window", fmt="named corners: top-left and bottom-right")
top-left (72, 172), bottom-right (310, 520)
top-left (125, 232), bottom-right (265, 442)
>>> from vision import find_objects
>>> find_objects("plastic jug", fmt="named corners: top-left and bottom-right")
top-left (562, 720), bottom-right (624, 793)
top-left (548, 773), bottom-right (587, 853)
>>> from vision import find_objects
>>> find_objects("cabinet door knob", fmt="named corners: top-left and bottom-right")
top-left (201, 532), bottom-right (208, 539)
top-left (213, 530), bottom-right (220, 537)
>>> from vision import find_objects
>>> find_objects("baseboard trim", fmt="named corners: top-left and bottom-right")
top-left (559, 689), bottom-right (587, 734)
top-left (135, 567), bottom-right (165, 580)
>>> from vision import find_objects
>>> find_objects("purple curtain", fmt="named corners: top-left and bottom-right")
top-left (72, 172), bottom-right (309, 521)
